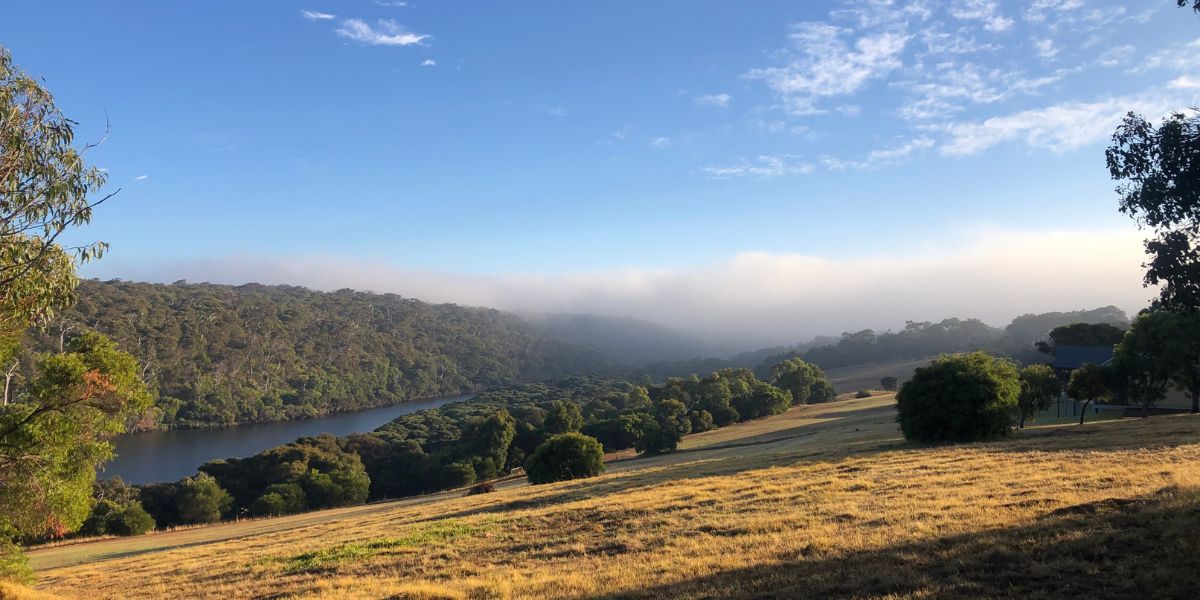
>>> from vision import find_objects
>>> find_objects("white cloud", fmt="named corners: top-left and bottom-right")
top-left (1025, 0), bottom-right (1085, 23)
top-left (420, 59), bottom-right (437, 67)
top-left (336, 19), bottom-right (428, 46)
top-left (820, 136), bottom-right (935, 171)
top-left (648, 136), bottom-right (672, 148)
top-left (301, 9), bottom-right (336, 21)
top-left (1137, 38), bottom-right (1200, 73)
top-left (948, 0), bottom-right (1014, 32)
top-left (105, 228), bottom-right (1151, 346)
top-left (133, 175), bottom-right (149, 181)
top-left (938, 92), bottom-right (1181, 156)
top-left (918, 27), bottom-right (999, 55)
top-left (1033, 38), bottom-right (1058, 60)
top-left (1095, 44), bottom-right (1135, 67)
top-left (897, 62), bottom-right (1061, 120)
top-left (694, 93), bottom-right (731, 108)
top-left (701, 154), bottom-right (813, 179)
top-left (747, 22), bottom-right (909, 115)
top-left (1169, 75), bottom-right (1200, 90)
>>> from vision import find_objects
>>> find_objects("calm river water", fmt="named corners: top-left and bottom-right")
top-left (104, 394), bottom-right (473, 484)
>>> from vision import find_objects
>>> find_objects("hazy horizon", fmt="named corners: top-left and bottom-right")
top-left (2, 0), bottom-right (1187, 349)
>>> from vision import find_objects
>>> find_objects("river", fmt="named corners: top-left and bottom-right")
top-left (103, 394), bottom-right (473, 485)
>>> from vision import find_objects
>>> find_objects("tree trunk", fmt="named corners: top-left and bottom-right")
top-left (2, 360), bottom-right (17, 407)
top-left (1079, 398), bottom-right (1092, 425)
top-left (1019, 412), bottom-right (1027, 429)
top-left (1192, 386), bottom-right (1199, 414)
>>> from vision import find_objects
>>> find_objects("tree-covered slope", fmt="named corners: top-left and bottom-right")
top-left (29, 280), bottom-right (606, 429)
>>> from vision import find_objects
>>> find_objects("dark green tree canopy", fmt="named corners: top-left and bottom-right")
top-left (1107, 110), bottom-right (1200, 308)
top-left (896, 352), bottom-right (1020, 443)
top-left (524, 433), bottom-right (605, 485)
top-left (1017, 364), bottom-right (1059, 428)
top-left (1035, 322), bottom-right (1126, 355)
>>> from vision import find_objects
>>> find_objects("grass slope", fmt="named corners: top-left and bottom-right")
top-left (823, 357), bottom-right (934, 393)
top-left (30, 396), bottom-right (1200, 599)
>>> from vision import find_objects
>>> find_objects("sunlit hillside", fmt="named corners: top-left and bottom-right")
top-left (24, 396), bottom-right (1200, 599)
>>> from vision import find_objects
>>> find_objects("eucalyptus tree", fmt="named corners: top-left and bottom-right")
top-left (0, 48), bottom-right (148, 581)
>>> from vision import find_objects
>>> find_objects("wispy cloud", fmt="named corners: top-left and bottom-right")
top-left (300, 9), bottom-right (336, 21)
top-left (746, 22), bottom-right (908, 115)
top-left (823, 136), bottom-right (936, 170)
top-left (336, 19), bottom-right (428, 46)
top-left (702, 154), bottom-right (813, 179)
top-left (1033, 38), bottom-right (1058, 60)
top-left (133, 175), bottom-right (149, 181)
top-left (420, 59), bottom-right (437, 67)
top-left (1169, 75), bottom-right (1200, 90)
top-left (694, 93), bottom-right (731, 108)
top-left (948, 0), bottom-right (1014, 32)
top-left (1095, 44), bottom-right (1135, 67)
top-left (937, 91), bottom-right (1182, 156)
top-left (648, 136), bottom-right (671, 148)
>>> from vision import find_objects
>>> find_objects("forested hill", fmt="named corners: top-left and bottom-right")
top-left (29, 280), bottom-right (607, 429)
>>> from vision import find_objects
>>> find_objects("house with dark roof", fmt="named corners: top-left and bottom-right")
top-left (1050, 345), bottom-right (1114, 418)
top-left (1051, 345), bottom-right (1114, 382)
top-left (1050, 344), bottom-right (1192, 417)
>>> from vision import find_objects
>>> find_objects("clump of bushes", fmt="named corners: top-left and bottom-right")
top-left (525, 433), bottom-right (606, 484)
top-left (855, 390), bottom-right (872, 399)
top-left (896, 352), bottom-right (1019, 443)
top-left (78, 478), bottom-right (156, 537)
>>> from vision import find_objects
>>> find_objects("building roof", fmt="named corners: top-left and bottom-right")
top-left (1053, 345), bottom-right (1115, 370)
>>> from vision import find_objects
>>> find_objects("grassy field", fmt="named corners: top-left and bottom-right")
top-left (824, 357), bottom-right (934, 393)
top-left (22, 395), bottom-right (1200, 599)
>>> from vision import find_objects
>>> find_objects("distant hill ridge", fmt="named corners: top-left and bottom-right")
top-left (29, 280), bottom-right (607, 429)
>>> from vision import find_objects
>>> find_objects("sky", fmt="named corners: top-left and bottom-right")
top-left (2, 1), bottom-right (1198, 348)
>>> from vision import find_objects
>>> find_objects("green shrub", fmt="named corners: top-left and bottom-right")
top-left (896, 352), bottom-right (1019, 443)
top-left (0, 537), bottom-right (31, 583)
top-left (108, 503), bottom-right (156, 536)
top-left (855, 390), bottom-right (872, 399)
top-left (525, 433), bottom-right (606, 484)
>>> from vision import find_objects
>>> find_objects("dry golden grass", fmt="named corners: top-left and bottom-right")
top-left (31, 398), bottom-right (1200, 599)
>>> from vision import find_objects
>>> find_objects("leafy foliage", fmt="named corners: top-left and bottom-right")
top-left (1067, 363), bottom-right (1113, 425)
top-left (29, 279), bottom-right (607, 429)
top-left (1016, 364), bottom-right (1059, 428)
top-left (0, 48), bottom-right (153, 579)
top-left (1034, 322), bottom-right (1126, 355)
top-left (525, 433), bottom-right (606, 484)
top-left (896, 352), bottom-right (1020, 443)
top-left (0, 332), bottom-right (150, 542)
top-left (78, 477), bottom-right (155, 537)
top-left (1110, 309), bottom-right (1200, 415)
top-left (1108, 110), bottom-right (1200, 309)
top-left (769, 358), bottom-right (835, 404)
top-left (198, 434), bottom-right (368, 520)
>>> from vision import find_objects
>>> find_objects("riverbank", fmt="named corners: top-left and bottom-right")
top-left (104, 393), bottom-right (475, 484)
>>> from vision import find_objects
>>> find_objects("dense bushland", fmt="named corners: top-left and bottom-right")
top-left (124, 363), bottom-right (834, 527)
top-left (24, 280), bottom-right (607, 429)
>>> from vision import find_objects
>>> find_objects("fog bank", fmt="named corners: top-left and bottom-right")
top-left (91, 228), bottom-right (1152, 350)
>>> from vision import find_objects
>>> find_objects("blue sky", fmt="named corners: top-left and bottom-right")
top-left (3, 1), bottom-right (1198, 345)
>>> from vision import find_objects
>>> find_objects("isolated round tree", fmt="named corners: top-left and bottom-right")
top-left (896, 352), bottom-right (1020, 443)
top-left (525, 433), bottom-right (605, 484)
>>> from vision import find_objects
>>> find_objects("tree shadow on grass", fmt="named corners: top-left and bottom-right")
top-left (584, 485), bottom-right (1200, 600)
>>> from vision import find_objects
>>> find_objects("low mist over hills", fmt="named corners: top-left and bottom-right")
top-left (32, 280), bottom-right (1133, 431)
top-left (523, 313), bottom-right (721, 367)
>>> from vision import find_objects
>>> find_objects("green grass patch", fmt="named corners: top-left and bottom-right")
top-left (278, 520), bottom-right (487, 574)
